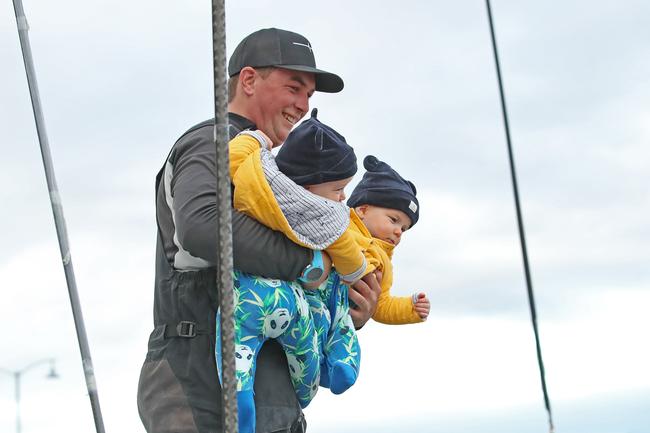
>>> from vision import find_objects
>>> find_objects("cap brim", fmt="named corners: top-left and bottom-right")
top-left (279, 64), bottom-right (344, 93)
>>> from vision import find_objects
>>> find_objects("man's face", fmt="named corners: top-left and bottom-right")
top-left (252, 68), bottom-right (316, 146)
top-left (355, 205), bottom-right (412, 246)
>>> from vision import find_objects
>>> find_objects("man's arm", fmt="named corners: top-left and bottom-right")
top-left (170, 124), bottom-right (311, 279)
top-left (232, 210), bottom-right (311, 280)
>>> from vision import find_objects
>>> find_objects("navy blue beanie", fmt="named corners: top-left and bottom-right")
top-left (347, 155), bottom-right (419, 227)
top-left (276, 108), bottom-right (357, 186)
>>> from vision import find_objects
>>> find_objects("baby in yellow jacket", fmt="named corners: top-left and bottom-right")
top-left (343, 155), bottom-right (431, 323)
top-left (230, 123), bottom-right (366, 285)
top-left (231, 109), bottom-right (430, 325)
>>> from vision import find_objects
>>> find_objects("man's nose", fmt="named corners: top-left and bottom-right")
top-left (295, 92), bottom-right (309, 115)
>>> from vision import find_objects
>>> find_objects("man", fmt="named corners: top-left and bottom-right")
top-left (137, 28), bottom-right (381, 433)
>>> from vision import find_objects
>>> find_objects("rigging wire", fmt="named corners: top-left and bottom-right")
top-left (484, 1), bottom-right (555, 432)
top-left (211, 1), bottom-right (238, 431)
top-left (10, 1), bottom-right (106, 432)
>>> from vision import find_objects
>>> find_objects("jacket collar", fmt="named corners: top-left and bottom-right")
top-left (228, 112), bottom-right (256, 133)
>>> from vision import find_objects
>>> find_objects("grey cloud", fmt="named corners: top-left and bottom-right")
top-left (1, 1), bottom-right (649, 432)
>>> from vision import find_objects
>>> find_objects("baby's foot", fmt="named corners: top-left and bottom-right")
top-left (329, 360), bottom-right (358, 394)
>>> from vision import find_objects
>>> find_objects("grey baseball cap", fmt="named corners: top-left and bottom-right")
top-left (228, 28), bottom-right (344, 93)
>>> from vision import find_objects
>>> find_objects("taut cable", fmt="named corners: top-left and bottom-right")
top-left (11, 1), bottom-right (106, 432)
top-left (484, 1), bottom-right (555, 431)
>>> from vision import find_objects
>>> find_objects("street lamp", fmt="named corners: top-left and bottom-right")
top-left (0, 358), bottom-right (59, 433)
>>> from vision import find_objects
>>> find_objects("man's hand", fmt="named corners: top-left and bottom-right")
top-left (348, 271), bottom-right (382, 329)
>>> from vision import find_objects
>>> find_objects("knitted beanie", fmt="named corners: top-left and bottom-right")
top-left (347, 155), bottom-right (419, 226)
top-left (276, 108), bottom-right (357, 186)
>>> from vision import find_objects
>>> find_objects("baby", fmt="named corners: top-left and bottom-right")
top-left (343, 154), bottom-right (431, 325)
top-left (217, 110), bottom-right (360, 433)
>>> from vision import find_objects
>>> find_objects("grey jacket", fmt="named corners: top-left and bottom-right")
top-left (137, 114), bottom-right (310, 433)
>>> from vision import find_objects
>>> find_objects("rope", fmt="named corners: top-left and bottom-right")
top-left (11, 1), bottom-right (106, 432)
top-left (211, 1), bottom-right (238, 432)
top-left (484, 1), bottom-right (555, 432)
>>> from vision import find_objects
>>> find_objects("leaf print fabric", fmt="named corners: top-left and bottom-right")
top-left (215, 270), bottom-right (361, 433)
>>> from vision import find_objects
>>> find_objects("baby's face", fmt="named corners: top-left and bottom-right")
top-left (305, 177), bottom-right (353, 202)
top-left (355, 205), bottom-right (412, 246)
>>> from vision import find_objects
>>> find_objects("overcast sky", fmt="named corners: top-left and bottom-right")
top-left (1, 1), bottom-right (649, 432)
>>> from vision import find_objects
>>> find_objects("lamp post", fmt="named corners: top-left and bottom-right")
top-left (0, 358), bottom-right (58, 433)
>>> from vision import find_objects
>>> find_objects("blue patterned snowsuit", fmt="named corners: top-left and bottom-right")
top-left (215, 270), bottom-right (360, 433)
top-left (304, 273), bottom-right (360, 393)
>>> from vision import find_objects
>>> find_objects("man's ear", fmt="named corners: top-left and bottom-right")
top-left (239, 67), bottom-right (257, 96)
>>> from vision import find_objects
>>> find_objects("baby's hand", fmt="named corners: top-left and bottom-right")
top-left (412, 292), bottom-right (430, 320)
top-left (254, 129), bottom-right (273, 149)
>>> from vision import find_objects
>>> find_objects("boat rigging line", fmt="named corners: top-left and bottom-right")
top-left (484, 1), bottom-right (555, 432)
top-left (211, 1), bottom-right (239, 432)
top-left (11, 0), bottom-right (106, 432)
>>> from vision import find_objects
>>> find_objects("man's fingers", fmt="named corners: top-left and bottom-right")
top-left (352, 279), bottom-right (371, 297)
top-left (349, 279), bottom-right (375, 329)
top-left (348, 286), bottom-right (368, 309)
top-left (349, 307), bottom-right (362, 320)
top-left (362, 273), bottom-right (381, 297)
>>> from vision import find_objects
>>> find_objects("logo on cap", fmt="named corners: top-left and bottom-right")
top-left (292, 41), bottom-right (313, 53)
top-left (409, 200), bottom-right (418, 213)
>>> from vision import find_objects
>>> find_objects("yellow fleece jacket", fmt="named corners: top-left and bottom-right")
top-left (229, 133), bottom-right (367, 282)
top-left (230, 133), bottom-right (421, 324)
top-left (347, 210), bottom-right (422, 325)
